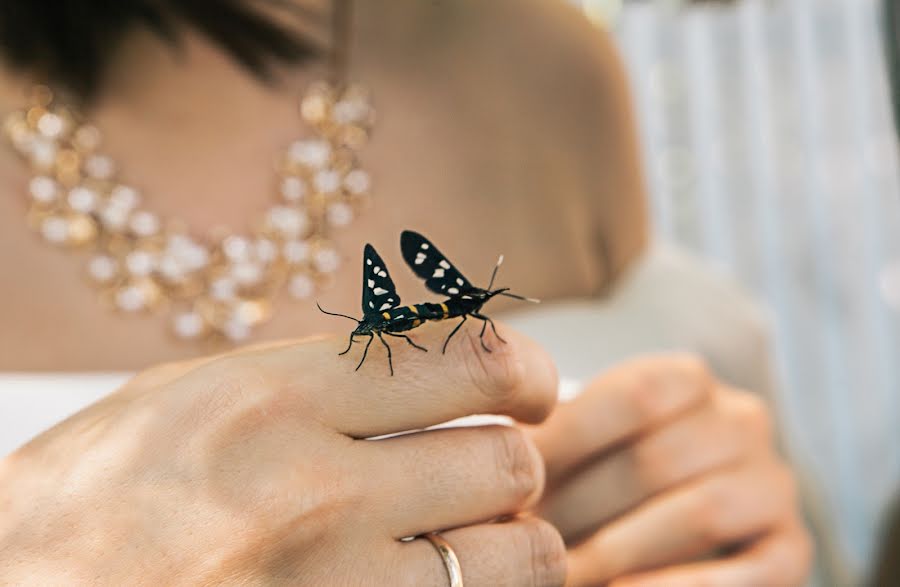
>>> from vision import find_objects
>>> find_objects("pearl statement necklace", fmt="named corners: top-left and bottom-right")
top-left (2, 83), bottom-right (374, 342)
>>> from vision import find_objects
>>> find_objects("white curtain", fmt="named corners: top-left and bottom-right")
top-left (610, 0), bottom-right (900, 578)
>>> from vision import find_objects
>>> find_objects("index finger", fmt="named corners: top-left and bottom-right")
top-left (227, 319), bottom-right (559, 437)
top-left (531, 354), bottom-right (713, 486)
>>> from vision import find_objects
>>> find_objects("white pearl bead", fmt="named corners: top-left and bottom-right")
top-left (167, 235), bottom-right (209, 271)
top-left (288, 139), bottom-right (331, 169)
top-left (267, 206), bottom-right (308, 238)
top-left (313, 169), bottom-right (341, 194)
top-left (29, 138), bottom-right (57, 168)
top-left (40, 216), bottom-right (69, 244)
top-left (173, 312), bottom-right (204, 339)
top-left (254, 238), bottom-right (277, 264)
top-left (158, 255), bottom-right (185, 282)
top-left (231, 262), bottom-right (262, 286)
top-left (67, 186), bottom-right (98, 213)
top-left (332, 98), bottom-right (369, 125)
top-left (87, 255), bottom-right (117, 283)
top-left (115, 286), bottom-right (146, 312)
top-left (85, 155), bottom-right (114, 180)
top-left (288, 274), bottom-right (315, 299)
top-left (280, 176), bottom-right (307, 202)
top-left (222, 235), bottom-right (251, 263)
top-left (125, 250), bottom-right (155, 277)
top-left (109, 185), bottom-right (140, 210)
top-left (29, 176), bottom-right (58, 204)
top-left (283, 240), bottom-right (310, 264)
top-left (326, 202), bottom-right (353, 227)
top-left (210, 277), bottom-right (236, 301)
top-left (313, 248), bottom-right (341, 273)
top-left (37, 113), bottom-right (65, 138)
top-left (223, 318), bottom-right (250, 342)
top-left (100, 204), bottom-right (130, 231)
top-left (344, 169), bottom-right (371, 195)
top-left (129, 211), bottom-right (160, 237)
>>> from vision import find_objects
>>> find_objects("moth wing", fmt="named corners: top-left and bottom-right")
top-left (362, 244), bottom-right (402, 315)
top-left (400, 230), bottom-right (475, 296)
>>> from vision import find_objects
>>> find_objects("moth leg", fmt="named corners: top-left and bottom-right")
top-left (355, 334), bottom-right (374, 371)
top-left (472, 313), bottom-right (505, 353)
top-left (474, 313), bottom-right (507, 344)
top-left (339, 333), bottom-right (357, 355)
top-left (385, 333), bottom-right (428, 352)
top-left (476, 317), bottom-right (492, 353)
top-left (442, 315), bottom-right (467, 354)
top-left (377, 332), bottom-right (394, 376)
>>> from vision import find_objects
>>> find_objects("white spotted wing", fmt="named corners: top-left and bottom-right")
top-left (400, 230), bottom-right (474, 296)
top-left (362, 244), bottom-right (402, 315)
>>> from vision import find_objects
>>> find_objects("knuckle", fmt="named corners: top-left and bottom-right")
top-left (670, 352), bottom-right (714, 384)
top-left (633, 352), bottom-right (713, 387)
top-left (517, 518), bottom-right (567, 587)
top-left (631, 439), bottom-right (678, 490)
top-left (671, 353), bottom-right (716, 399)
top-left (736, 392), bottom-right (773, 441)
top-left (622, 353), bottom-right (713, 423)
top-left (491, 427), bottom-right (544, 505)
top-left (457, 327), bottom-right (525, 405)
top-left (625, 368), bottom-right (668, 423)
top-left (693, 481), bottom-right (738, 547)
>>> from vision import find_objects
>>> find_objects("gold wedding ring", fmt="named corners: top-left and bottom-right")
top-left (421, 532), bottom-right (463, 587)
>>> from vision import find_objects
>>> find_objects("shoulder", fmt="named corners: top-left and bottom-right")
top-left (359, 0), bottom-right (650, 290)
top-left (443, 0), bottom-right (631, 110)
top-left (360, 0), bottom-right (627, 96)
top-left (462, 0), bottom-right (651, 289)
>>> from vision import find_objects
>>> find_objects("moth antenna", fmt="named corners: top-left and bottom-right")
top-left (500, 292), bottom-right (541, 304)
top-left (487, 254), bottom-right (504, 290)
top-left (316, 302), bottom-right (359, 322)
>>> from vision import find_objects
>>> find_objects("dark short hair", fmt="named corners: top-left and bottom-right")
top-left (0, 1), bottom-right (320, 103)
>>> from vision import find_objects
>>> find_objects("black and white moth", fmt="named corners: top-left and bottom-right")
top-left (400, 230), bottom-right (538, 353)
top-left (318, 243), bottom-right (430, 376)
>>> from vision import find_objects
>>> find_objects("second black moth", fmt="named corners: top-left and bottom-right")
top-left (400, 230), bottom-right (538, 354)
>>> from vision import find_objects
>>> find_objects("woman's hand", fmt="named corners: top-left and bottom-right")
top-left (0, 325), bottom-right (566, 586)
top-left (529, 354), bottom-right (811, 587)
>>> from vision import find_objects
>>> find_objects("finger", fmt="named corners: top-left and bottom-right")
top-left (213, 320), bottom-right (558, 437)
top-left (531, 354), bottom-right (713, 485)
top-left (566, 461), bottom-right (796, 585)
top-left (367, 425), bottom-right (544, 538)
top-left (397, 516), bottom-right (567, 587)
top-left (539, 389), bottom-right (771, 542)
top-left (608, 518), bottom-right (813, 587)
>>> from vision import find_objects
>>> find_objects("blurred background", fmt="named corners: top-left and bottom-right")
top-left (578, 0), bottom-right (900, 583)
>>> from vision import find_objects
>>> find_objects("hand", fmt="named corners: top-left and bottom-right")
top-left (0, 324), bottom-right (566, 586)
top-left (529, 354), bottom-right (811, 587)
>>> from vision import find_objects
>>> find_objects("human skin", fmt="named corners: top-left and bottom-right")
top-left (0, 324), bottom-right (566, 586)
top-left (0, 0), bottom-right (811, 584)
top-left (531, 355), bottom-right (812, 587)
